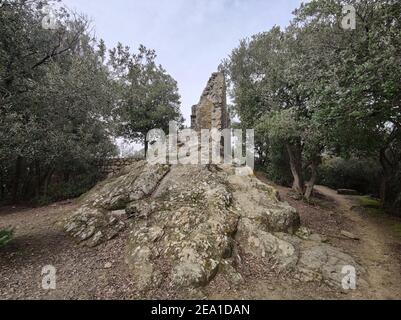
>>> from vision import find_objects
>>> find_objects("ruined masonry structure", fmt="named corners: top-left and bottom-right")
top-left (191, 72), bottom-right (230, 131)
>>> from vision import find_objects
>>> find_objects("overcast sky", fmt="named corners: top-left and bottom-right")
top-left (62, 0), bottom-right (304, 126)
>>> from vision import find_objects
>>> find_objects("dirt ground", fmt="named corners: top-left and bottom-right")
top-left (1, 176), bottom-right (401, 300)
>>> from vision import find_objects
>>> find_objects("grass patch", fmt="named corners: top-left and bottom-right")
top-left (358, 196), bottom-right (381, 208)
top-left (356, 196), bottom-right (386, 216)
top-left (393, 223), bottom-right (401, 237)
top-left (0, 229), bottom-right (14, 247)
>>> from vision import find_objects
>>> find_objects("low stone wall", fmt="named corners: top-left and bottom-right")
top-left (96, 158), bottom-right (140, 176)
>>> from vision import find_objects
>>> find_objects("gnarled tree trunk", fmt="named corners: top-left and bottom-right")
top-left (379, 147), bottom-right (393, 208)
top-left (305, 159), bottom-right (319, 201)
top-left (286, 143), bottom-right (304, 195)
top-left (11, 156), bottom-right (23, 203)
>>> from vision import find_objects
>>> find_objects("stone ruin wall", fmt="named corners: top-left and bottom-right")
top-left (98, 72), bottom-right (230, 177)
top-left (96, 158), bottom-right (139, 176)
top-left (191, 72), bottom-right (230, 131)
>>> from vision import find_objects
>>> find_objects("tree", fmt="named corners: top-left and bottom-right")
top-left (255, 110), bottom-right (323, 199)
top-left (110, 44), bottom-right (183, 156)
top-left (0, 0), bottom-right (117, 203)
top-left (225, 0), bottom-right (401, 206)
top-left (225, 27), bottom-right (324, 199)
top-left (292, 0), bottom-right (401, 207)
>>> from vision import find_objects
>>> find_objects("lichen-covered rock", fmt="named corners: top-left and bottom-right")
top-left (64, 206), bottom-right (125, 247)
top-left (226, 173), bottom-right (300, 235)
top-left (267, 232), bottom-right (363, 288)
top-left (88, 161), bottom-right (170, 210)
top-left (63, 161), bottom-right (170, 246)
top-left (126, 165), bottom-right (239, 290)
top-left (296, 242), bottom-right (362, 286)
top-left (63, 161), bottom-right (363, 292)
top-left (237, 221), bottom-right (299, 269)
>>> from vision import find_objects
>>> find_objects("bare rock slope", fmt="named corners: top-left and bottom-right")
top-left (63, 162), bottom-right (362, 293)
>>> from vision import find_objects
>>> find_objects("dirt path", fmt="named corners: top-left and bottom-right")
top-left (314, 186), bottom-right (401, 299)
top-left (1, 184), bottom-right (400, 300)
top-left (0, 202), bottom-right (137, 300)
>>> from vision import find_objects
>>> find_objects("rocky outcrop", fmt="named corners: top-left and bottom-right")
top-left (126, 165), bottom-right (239, 289)
top-left (64, 161), bottom-right (170, 247)
top-left (63, 162), bottom-right (362, 292)
top-left (63, 71), bottom-right (362, 294)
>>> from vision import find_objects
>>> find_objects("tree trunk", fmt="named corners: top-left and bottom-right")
top-left (34, 161), bottom-right (42, 199)
top-left (11, 156), bottom-right (23, 204)
top-left (144, 139), bottom-right (149, 159)
top-left (0, 175), bottom-right (4, 201)
top-left (43, 168), bottom-right (55, 197)
top-left (64, 170), bottom-right (70, 183)
top-left (379, 148), bottom-right (392, 208)
top-left (379, 176), bottom-right (387, 206)
top-left (305, 161), bottom-right (318, 201)
top-left (286, 143), bottom-right (304, 195)
top-left (21, 164), bottom-right (34, 199)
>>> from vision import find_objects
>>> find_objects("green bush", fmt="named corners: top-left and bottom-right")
top-left (0, 229), bottom-right (13, 247)
top-left (258, 144), bottom-right (293, 187)
top-left (34, 169), bottom-right (104, 206)
top-left (318, 157), bottom-right (381, 196)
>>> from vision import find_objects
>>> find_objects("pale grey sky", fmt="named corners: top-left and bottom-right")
top-left (62, 0), bottom-right (304, 126)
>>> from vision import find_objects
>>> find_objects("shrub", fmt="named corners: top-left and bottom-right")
top-left (258, 144), bottom-right (293, 187)
top-left (34, 169), bottom-right (104, 206)
top-left (318, 157), bottom-right (381, 196)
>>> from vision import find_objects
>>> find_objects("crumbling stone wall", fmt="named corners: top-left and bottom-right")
top-left (191, 72), bottom-right (230, 131)
top-left (97, 158), bottom-right (139, 176)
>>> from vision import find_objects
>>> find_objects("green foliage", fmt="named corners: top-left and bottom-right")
top-left (263, 144), bottom-right (293, 187)
top-left (224, 0), bottom-right (401, 209)
top-left (0, 229), bottom-right (13, 247)
top-left (225, 27), bottom-right (324, 197)
top-left (292, 0), bottom-right (401, 155)
top-left (386, 169), bottom-right (401, 212)
top-left (318, 157), bottom-right (381, 196)
top-left (358, 196), bottom-right (381, 209)
top-left (0, 1), bottom-right (182, 204)
top-left (35, 166), bottom-right (103, 206)
top-left (255, 114), bottom-right (296, 186)
top-left (0, 0), bottom-right (118, 203)
top-left (109, 44), bottom-right (183, 154)
top-left (294, 0), bottom-right (401, 209)
top-left (393, 223), bottom-right (401, 237)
